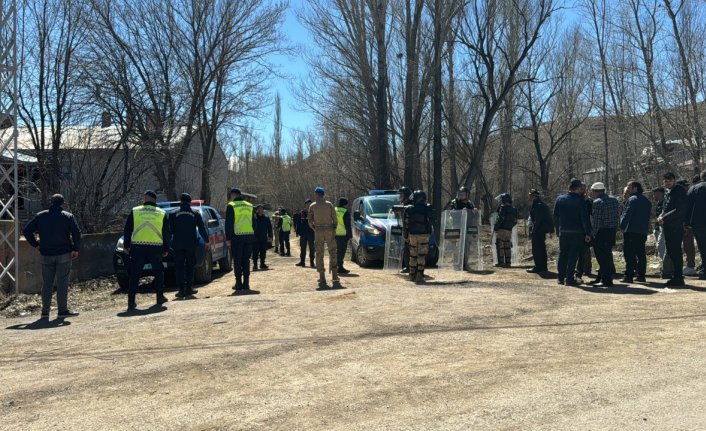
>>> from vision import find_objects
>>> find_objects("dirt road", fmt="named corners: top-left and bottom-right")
top-left (3, 254), bottom-right (706, 430)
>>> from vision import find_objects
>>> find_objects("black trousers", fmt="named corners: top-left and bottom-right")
top-left (279, 231), bottom-right (291, 255)
top-left (694, 228), bottom-right (706, 273)
top-left (231, 239), bottom-right (254, 278)
top-left (576, 242), bottom-right (593, 277)
top-left (252, 240), bottom-right (268, 265)
top-left (623, 232), bottom-right (647, 278)
top-left (531, 232), bottom-right (548, 271)
top-left (299, 234), bottom-right (315, 263)
top-left (663, 225), bottom-right (684, 280)
top-left (558, 233), bottom-right (584, 282)
top-left (128, 246), bottom-right (164, 302)
top-left (336, 236), bottom-right (349, 267)
top-left (173, 247), bottom-right (196, 288)
top-left (593, 228), bottom-right (616, 282)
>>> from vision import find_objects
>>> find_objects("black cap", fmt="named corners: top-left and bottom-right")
top-left (180, 193), bottom-right (192, 203)
top-left (652, 186), bottom-right (665, 193)
top-left (50, 194), bottom-right (65, 205)
top-left (230, 187), bottom-right (241, 195)
top-left (144, 190), bottom-right (157, 199)
top-left (338, 197), bottom-right (348, 206)
top-left (663, 172), bottom-right (676, 180)
top-left (529, 189), bottom-right (541, 197)
top-left (569, 178), bottom-right (583, 189)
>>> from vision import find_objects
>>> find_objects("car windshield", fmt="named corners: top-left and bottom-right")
top-left (365, 196), bottom-right (399, 218)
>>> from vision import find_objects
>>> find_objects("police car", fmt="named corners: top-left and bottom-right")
top-left (350, 190), bottom-right (439, 267)
top-left (113, 200), bottom-right (231, 289)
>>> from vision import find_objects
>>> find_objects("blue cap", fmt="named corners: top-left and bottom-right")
top-left (180, 193), bottom-right (192, 203)
top-left (230, 187), bottom-right (241, 195)
top-left (144, 190), bottom-right (157, 199)
top-left (314, 186), bottom-right (325, 195)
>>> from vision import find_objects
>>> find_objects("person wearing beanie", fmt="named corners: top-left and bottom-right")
top-left (23, 194), bottom-right (82, 318)
top-left (169, 193), bottom-right (208, 298)
top-left (553, 179), bottom-right (592, 286)
top-left (334, 197), bottom-right (352, 274)
top-left (122, 190), bottom-right (171, 309)
top-left (308, 186), bottom-right (339, 287)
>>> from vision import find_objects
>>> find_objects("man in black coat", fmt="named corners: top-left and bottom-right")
top-left (23, 194), bottom-right (81, 318)
top-left (296, 199), bottom-right (315, 267)
top-left (252, 204), bottom-right (273, 271)
top-left (686, 170), bottom-right (706, 280)
top-left (169, 193), bottom-right (208, 298)
top-left (658, 172), bottom-right (688, 286)
top-left (527, 189), bottom-right (552, 274)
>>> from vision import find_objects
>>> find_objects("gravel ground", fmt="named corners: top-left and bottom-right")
top-left (2, 252), bottom-right (706, 430)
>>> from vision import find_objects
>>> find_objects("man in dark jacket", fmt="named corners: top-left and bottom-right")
top-left (494, 193), bottom-right (518, 268)
top-left (620, 181), bottom-right (652, 283)
top-left (169, 193), bottom-right (208, 298)
top-left (296, 199), bottom-right (315, 267)
top-left (335, 198), bottom-right (352, 274)
top-left (686, 170), bottom-right (706, 280)
top-left (123, 190), bottom-right (171, 309)
top-left (403, 190), bottom-right (434, 283)
top-left (252, 204), bottom-right (273, 271)
top-left (553, 179), bottom-right (592, 286)
top-left (23, 194), bottom-right (81, 318)
top-left (527, 189), bottom-right (552, 274)
top-left (658, 172), bottom-right (688, 286)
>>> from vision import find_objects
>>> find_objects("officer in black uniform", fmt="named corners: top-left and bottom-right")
top-left (447, 186), bottom-right (476, 211)
top-left (398, 186), bottom-right (413, 273)
top-left (527, 189), bottom-right (553, 274)
top-left (296, 199), bottom-right (316, 267)
top-left (253, 204), bottom-right (273, 271)
top-left (170, 193), bottom-right (208, 298)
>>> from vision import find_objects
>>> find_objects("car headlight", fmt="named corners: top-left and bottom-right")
top-left (116, 237), bottom-right (124, 252)
top-left (365, 226), bottom-right (381, 236)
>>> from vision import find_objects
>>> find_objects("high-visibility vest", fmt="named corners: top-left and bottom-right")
top-left (229, 200), bottom-right (254, 235)
top-left (335, 207), bottom-right (347, 236)
top-left (131, 205), bottom-right (166, 246)
top-left (281, 215), bottom-right (292, 232)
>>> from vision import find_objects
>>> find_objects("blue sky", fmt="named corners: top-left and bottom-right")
top-left (255, 0), bottom-right (316, 150)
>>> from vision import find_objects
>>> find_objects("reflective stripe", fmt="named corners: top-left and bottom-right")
top-left (229, 200), bottom-right (254, 235)
top-left (131, 205), bottom-right (166, 246)
top-left (335, 207), bottom-right (347, 236)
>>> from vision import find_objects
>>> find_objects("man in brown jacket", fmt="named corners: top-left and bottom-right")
top-left (308, 186), bottom-right (339, 287)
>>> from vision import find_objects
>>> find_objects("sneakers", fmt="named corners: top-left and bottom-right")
top-left (400, 268), bottom-right (410, 274)
top-left (58, 310), bottom-right (80, 317)
top-left (684, 267), bottom-right (698, 276)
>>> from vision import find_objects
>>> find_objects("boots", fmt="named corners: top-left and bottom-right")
top-left (260, 261), bottom-right (268, 270)
top-left (128, 294), bottom-right (137, 310)
top-left (310, 260), bottom-right (316, 268)
top-left (156, 292), bottom-right (168, 305)
top-left (409, 269), bottom-right (417, 282)
top-left (175, 285), bottom-right (186, 298)
top-left (185, 284), bottom-right (198, 296)
top-left (243, 274), bottom-right (250, 290)
top-left (331, 267), bottom-right (340, 283)
top-left (338, 265), bottom-right (350, 274)
top-left (234, 274), bottom-right (243, 290)
top-left (252, 262), bottom-right (258, 271)
top-left (415, 270), bottom-right (425, 283)
top-left (318, 272), bottom-right (327, 287)
top-left (296, 260), bottom-right (305, 267)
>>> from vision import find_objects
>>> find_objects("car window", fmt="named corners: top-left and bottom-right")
top-left (365, 196), bottom-right (399, 218)
top-left (208, 208), bottom-right (219, 221)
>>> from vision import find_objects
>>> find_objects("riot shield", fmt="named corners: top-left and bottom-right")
top-left (490, 212), bottom-right (520, 266)
top-left (463, 209), bottom-right (483, 271)
top-left (438, 210), bottom-right (467, 270)
top-left (383, 211), bottom-right (405, 271)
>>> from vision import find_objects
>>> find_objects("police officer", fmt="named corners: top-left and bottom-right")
top-left (296, 199), bottom-right (315, 267)
top-left (398, 186), bottom-right (413, 273)
top-left (527, 189), bottom-right (552, 274)
top-left (226, 187), bottom-right (258, 293)
top-left (308, 186), bottom-right (339, 287)
top-left (335, 197), bottom-right (352, 274)
top-left (279, 208), bottom-right (292, 256)
top-left (658, 172), bottom-right (687, 287)
top-left (252, 204), bottom-right (273, 271)
top-left (123, 190), bottom-right (171, 310)
top-left (170, 193), bottom-right (208, 298)
top-left (403, 190), bottom-right (433, 283)
top-left (494, 193), bottom-right (518, 268)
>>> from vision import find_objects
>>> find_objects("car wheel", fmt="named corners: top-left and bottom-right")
top-left (350, 242), bottom-right (358, 263)
top-left (218, 246), bottom-right (232, 272)
top-left (116, 275), bottom-right (129, 291)
top-left (356, 245), bottom-right (373, 268)
top-left (194, 251), bottom-right (213, 283)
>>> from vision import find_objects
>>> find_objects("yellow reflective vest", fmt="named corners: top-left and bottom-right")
top-left (229, 200), bottom-right (254, 235)
top-left (335, 207), bottom-right (347, 236)
top-left (131, 205), bottom-right (166, 246)
top-left (281, 215), bottom-right (292, 232)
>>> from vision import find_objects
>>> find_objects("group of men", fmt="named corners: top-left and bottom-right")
top-left (531, 171), bottom-right (706, 287)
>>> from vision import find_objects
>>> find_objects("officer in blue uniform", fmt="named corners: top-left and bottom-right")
top-left (169, 193), bottom-right (208, 298)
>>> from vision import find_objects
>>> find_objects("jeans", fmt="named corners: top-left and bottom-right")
top-left (128, 246), bottom-right (164, 303)
top-left (593, 228), bottom-right (616, 282)
top-left (663, 225), bottom-right (684, 280)
top-left (41, 253), bottom-right (72, 315)
top-left (299, 235), bottom-right (315, 264)
top-left (173, 247), bottom-right (196, 288)
top-left (623, 232), bottom-right (647, 278)
top-left (335, 236), bottom-right (349, 267)
top-left (531, 232), bottom-right (548, 271)
top-left (558, 233), bottom-right (584, 282)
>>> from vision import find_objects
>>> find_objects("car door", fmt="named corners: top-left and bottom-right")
top-left (351, 198), bottom-right (364, 248)
top-left (202, 207), bottom-right (224, 260)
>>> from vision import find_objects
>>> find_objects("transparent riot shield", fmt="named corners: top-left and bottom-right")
top-left (463, 209), bottom-right (483, 271)
top-left (438, 210), bottom-right (467, 270)
top-left (383, 211), bottom-right (405, 271)
top-left (491, 212), bottom-right (520, 266)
